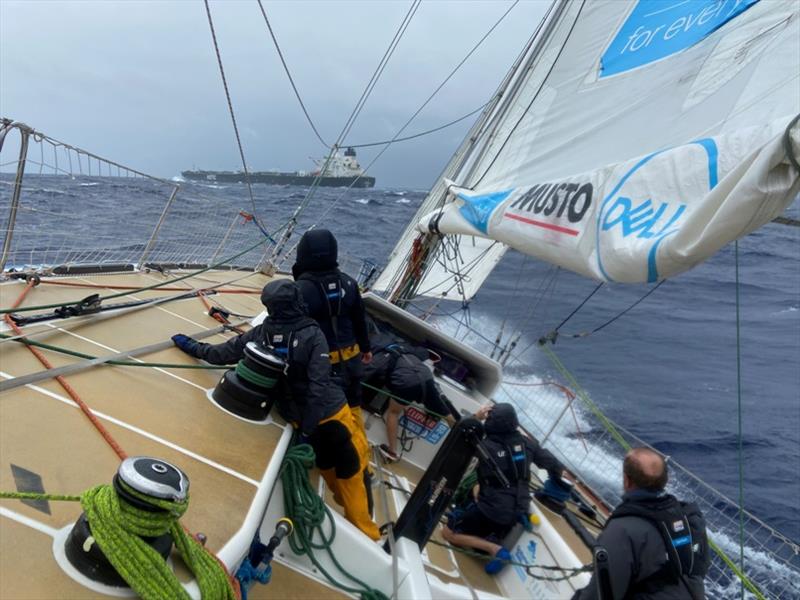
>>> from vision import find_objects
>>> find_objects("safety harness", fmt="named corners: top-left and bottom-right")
top-left (607, 495), bottom-right (708, 600)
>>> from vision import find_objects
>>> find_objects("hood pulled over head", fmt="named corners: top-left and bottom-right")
top-left (484, 403), bottom-right (519, 435)
top-left (260, 279), bottom-right (308, 322)
top-left (292, 229), bottom-right (338, 278)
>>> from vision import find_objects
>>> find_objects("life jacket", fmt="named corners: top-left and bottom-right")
top-left (296, 270), bottom-right (364, 356)
top-left (476, 431), bottom-right (532, 522)
top-left (608, 494), bottom-right (708, 599)
top-left (259, 317), bottom-right (317, 420)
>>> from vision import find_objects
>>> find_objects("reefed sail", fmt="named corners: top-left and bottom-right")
top-left (376, 0), bottom-right (800, 295)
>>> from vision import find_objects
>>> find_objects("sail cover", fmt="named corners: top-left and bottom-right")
top-left (375, 0), bottom-right (800, 294)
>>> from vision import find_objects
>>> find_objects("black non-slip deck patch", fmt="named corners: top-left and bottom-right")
top-left (10, 464), bottom-right (50, 515)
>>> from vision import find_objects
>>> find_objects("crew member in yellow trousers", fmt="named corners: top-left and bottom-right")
top-left (172, 279), bottom-right (380, 540)
top-left (292, 229), bottom-right (375, 506)
top-left (313, 403), bottom-right (380, 540)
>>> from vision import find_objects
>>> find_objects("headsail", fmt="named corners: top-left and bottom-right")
top-left (375, 0), bottom-right (800, 296)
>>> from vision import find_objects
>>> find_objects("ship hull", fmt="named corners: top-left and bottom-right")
top-left (181, 170), bottom-right (376, 188)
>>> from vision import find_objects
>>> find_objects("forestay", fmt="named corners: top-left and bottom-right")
top-left (376, 0), bottom-right (800, 295)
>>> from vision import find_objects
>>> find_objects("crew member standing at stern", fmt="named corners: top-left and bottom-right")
top-left (292, 229), bottom-right (375, 503)
top-left (573, 447), bottom-right (709, 599)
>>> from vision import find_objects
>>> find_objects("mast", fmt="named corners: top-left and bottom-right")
top-left (381, 2), bottom-right (564, 305)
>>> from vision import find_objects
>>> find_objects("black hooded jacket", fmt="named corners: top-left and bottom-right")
top-left (574, 489), bottom-right (709, 600)
top-left (363, 332), bottom-right (431, 395)
top-left (291, 229), bottom-right (371, 354)
top-left (194, 279), bottom-right (346, 435)
top-left (476, 403), bottom-right (564, 525)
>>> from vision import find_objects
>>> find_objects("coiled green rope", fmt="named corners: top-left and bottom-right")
top-left (280, 444), bottom-right (388, 600)
top-left (1, 484), bottom-right (237, 600)
top-left (235, 361), bottom-right (277, 389)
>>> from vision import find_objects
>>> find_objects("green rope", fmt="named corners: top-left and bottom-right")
top-left (0, 217), bottom-right (293, 315)
top-left (709, 539), bottom-right (766, 600)
top-left (0, 491), bottom-right (81, 502)
top-left (734, 240), bottom-right (746, 600)
top-left (235, 361), bottom-right (277, 388)
top-left (279, 445), bottom-right (388, 600)
top-left (1, 484), bottom-right (236, 600)
top-left (452, 469), bottom-right (478, 507)
top-left (0, 332), bottom-right (227, 369)
top-left (538, 343), bottom-right (630, 450)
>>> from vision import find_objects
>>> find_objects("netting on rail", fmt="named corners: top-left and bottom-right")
top-left (0, 121), bottom-right (271, 272)
top-left (418, 308), bottom-right (799, 600)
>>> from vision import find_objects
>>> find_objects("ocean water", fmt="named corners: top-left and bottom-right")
top-left (3, 176), bottom-right (799, 582)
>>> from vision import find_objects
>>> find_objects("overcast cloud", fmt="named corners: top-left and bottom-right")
top-left (1, 0), bottom-right (548, 188)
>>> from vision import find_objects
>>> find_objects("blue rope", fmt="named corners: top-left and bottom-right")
top-left (235, 560), bottom-right (272, 600)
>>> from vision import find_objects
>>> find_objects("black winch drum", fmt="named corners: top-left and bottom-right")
top-left (63, 457), bottom-right (188, 587)
top-left (211, 341), bottom-right (286, 421)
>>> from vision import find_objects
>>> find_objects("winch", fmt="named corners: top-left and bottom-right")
top-left (211, 341), bottom-right (286, 421)
top-left (63, 457), bottom-right (189, 587)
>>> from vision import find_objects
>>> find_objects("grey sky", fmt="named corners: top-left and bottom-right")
top-left (1, 0), bottom-right (548, 188)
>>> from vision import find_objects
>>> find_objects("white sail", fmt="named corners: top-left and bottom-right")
top-left (376, 0), bottom-right (800, 294)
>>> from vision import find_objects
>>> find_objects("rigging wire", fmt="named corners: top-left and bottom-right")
top-left (256, 0), bottom-right (329, 148)
top-left (345, 102), bottom-right (489, 149)
top-left (203, 0), bottom-right (258, 217)
top-left (302, 1), bottom-right (521, 272)
top-left (562, 279), bottom-right (667, 339)
top-left (351, 0), bottom-right (519, 156)
top-left (338, 0), bottom-right (422, 147)
top-left (266, 0), bottom-right (420, 264)
top-left (540, 281), bottom-right (604, 342)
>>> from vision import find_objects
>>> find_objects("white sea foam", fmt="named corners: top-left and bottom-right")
top-left (427, 308), bottom-right (795, 596)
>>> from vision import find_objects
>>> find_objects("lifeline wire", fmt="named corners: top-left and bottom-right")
top-left (203, 0), bottom-right (258, 216)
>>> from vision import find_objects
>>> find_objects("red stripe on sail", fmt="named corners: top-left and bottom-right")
top-left (504, 213), bottom-right (580, 236)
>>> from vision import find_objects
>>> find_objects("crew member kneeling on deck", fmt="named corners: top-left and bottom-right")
top-left (441, 403), bottom-right (567, 575)
top-left (573, 447), bottom-right (709, 600)
top-left (170, 279), bottom-right (380, 541)
top-left (362, 331), bottom-right (460, 463)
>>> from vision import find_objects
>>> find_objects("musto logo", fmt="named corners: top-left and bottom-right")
top-left (596, 139), bottom-right (718, 282)
top-left (504, 181), bottom-right (594, 236)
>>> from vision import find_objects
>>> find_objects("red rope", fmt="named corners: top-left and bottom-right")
top-left (38, 280), bottom-right (258, 294)
top-left (6, 281), bottom-right (243, 596)
top-left (4, 281), bottom-right (127, 459)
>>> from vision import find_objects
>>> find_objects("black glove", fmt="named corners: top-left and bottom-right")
top-left (171, 333), bottom-right (201, 358)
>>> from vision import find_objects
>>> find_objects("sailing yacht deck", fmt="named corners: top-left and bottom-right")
top-left (0, 269), bottom-right (283, 598)
top-left (0, 268), bottom-right (596, 599)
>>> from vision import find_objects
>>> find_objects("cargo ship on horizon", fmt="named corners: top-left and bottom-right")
top-left (181, 146), bottom-right (376, 188)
